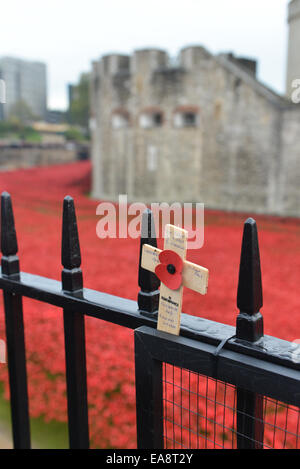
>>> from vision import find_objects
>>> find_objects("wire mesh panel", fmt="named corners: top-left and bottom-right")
top-left (163, 364), bottom-right (236, 449)
top-left (162, 364), bottom-right (300, 450)
top-left (263, 397), bottom-right (300, 449)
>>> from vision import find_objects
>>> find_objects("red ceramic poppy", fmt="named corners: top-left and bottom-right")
top-left (155, 249), bottom-right (183, 290)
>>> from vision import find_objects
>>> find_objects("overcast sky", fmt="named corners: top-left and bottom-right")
top-left (0, 0), bottom-right (290, 110)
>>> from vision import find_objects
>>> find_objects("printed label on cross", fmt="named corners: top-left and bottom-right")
top-left (141, 224), bottom-right (209, 336)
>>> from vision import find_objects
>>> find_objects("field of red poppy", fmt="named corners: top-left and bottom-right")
top-left (0, 160), bottom-right (299, 448)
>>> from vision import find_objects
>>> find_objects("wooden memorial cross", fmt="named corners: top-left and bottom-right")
top-left (141, 224), bottom-right (209, 336)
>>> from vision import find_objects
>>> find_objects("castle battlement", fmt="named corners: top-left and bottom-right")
top-left (91, 44), bottom-right (282, 115)
top-left (94, 45), bottom-right (213, 81)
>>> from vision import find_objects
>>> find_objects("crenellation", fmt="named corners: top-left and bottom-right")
top-left (101, 54), bottom-right (130, 76)
top-left (179, 45), bottom-right (211, 69)
top-left (130, 49), bottom-right (168, 74)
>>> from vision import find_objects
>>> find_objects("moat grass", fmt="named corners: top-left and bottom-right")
top-left (0, 384), bottom-right (68, 449)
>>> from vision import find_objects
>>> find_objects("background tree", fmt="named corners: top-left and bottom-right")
top-left (9, 100), bottom-right (36, 124)
top-left (68, 73), bottom-right (90, 131)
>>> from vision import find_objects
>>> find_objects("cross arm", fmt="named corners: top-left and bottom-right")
top-left (141, 244), bottom-right (209, 295)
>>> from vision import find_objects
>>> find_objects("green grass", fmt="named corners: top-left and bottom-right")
top-left (0, 385), bottom-right (68, 449)
top-left (0, 132), bottom-right (19, 141)
top-left (23, 132), bottom-right (42, 143)
top-left (0, 131), bottom-right (42, 143)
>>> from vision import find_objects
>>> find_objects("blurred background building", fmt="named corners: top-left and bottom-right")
top-left (0, 57), bottom-right (47, 121)
top-left (0, 58), bottom-right (90, 170)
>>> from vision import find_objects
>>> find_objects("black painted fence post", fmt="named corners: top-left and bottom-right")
top-left (138, 209), bottom-right (160, 317)
top-left (136, 210), bottom-right (163, 448)
top-left (1, 192), bottom-right (31, 448)
top-left (61, 196), bottom-right (89, 449)
top-left (135, 331), bottom-right (164, 449)
top-left (236, 218), bottom-right (264, 449)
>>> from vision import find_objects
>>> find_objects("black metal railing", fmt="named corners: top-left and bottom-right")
top-left (0, 191), bottom-right (299, 449)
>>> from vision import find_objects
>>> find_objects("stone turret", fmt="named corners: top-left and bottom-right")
top-left (100, 54), bottom-right (130, 75)
top-left (286, 0), bottom-right (300, 98)
top-left (179, 45), bottom-right (210, 69)
top-left (130, 49), bottom-right (168, 74)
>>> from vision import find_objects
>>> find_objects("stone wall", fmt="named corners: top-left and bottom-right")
top-left (0, 145), bottom-right (78, 171)
top-left (279, 107), bottom-right (300, 215)
top-left (90, 46), bottom-right (300, 217)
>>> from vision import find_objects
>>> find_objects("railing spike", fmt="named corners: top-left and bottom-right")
top-left (1, 192), bottom-right (20, 276)
top-left (236, 217), bottom-right (263, 342)
top-left (61, 196), bottom-right (83, 292)
top-left (138, 208), bottom-right (160, 317)
top-left (236, 218), bottom-right (264, 448)
top-left (1, 192), bottom-right (18, 257)
top-left (61, 195), bottom-right (89, 447)
top-left (0, 193), bottom-right (30, 447)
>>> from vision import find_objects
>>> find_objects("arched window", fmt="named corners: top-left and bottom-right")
top-left (173, 106), bottom-right (199, 128)
top-left (139, 107), bottom-right (163, 129)
top-left (111, 109), bottom-right (130, 129)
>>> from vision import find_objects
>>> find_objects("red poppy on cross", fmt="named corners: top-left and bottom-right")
top-left (155, 249), bottom-right (183, 290)
top-left (141, 224), bottom-right (209, 336)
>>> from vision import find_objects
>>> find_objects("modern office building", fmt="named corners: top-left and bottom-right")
top-left (0, 56), bottom-right (47, 121)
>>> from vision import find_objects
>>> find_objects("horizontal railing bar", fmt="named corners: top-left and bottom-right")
top-left (0, 269), bottom-right (156, 328)
top-left (0, 269), bottom-right (233, 339)
top-left (0, 268), bottom-right (299, 372)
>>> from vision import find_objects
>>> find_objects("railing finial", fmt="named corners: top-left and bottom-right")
top-left (1, 192), bottom-right (18, 256)
top-left (1, 192), bottom-right (20, 276)
top-left (61, 195), bottom-right (83, 292)
top-left (138, 208), bottom-right (160, 317)
top-left (236, 217), bottom-right (263, 342)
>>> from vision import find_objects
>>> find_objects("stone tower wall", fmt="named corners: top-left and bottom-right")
top-left (286, 0), bottom-right (300, 98)
top-left (91, 45), bottom-right (300, 217)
